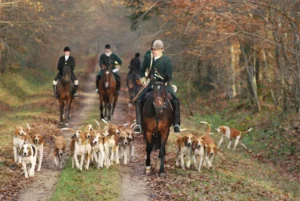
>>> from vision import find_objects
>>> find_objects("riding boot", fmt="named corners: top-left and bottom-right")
top-left (133, 99), bottom-right (143, 134)
top-left (53, 85), bottom-right (58, 99)
top-left (116, 79), bottom-right (121, 95)
top-left (172, 99), bottom-right (181, 133)
top-left (72, 85), bottom-right (78, 99)
top-left (96, 75), bottom-right (101, 94)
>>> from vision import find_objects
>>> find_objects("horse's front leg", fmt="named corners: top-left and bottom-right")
top-left (112, 94), bottom-right (118, 115)
top-left (65, 99), bottom-right (72, 126)
top-left (107, 103), bottom-right (112, 121)
top-left (104, 102), bottom-right (108, 119)
top-left (145, 131), bottom-right (153, 175)
top-left (59, 100), bottom-right (64, 124)
top-left (99, 95), bottom-right (104, 119)
top-left (159, 130), bottom-right (169, 177)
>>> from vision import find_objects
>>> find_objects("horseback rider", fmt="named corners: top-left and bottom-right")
top-left (133, 40), bottom-right (181, 134)
top-left (128, 52), bottom-right (141, 75)
top-left (52, 46), bottom-right (78, 98)
top-left (127, 53), bottom-right (141, 86)
top-left (96, 44), bottom-right (122, 94)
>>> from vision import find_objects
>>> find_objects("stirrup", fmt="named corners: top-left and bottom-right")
top-left (174, 125), bottom-right (180, 133)
top-left (133, 125), bottom-right (142, 134)
top-left (73, 93), bottom-right (78, 99)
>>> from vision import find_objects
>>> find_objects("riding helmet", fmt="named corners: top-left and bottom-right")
top-left (64, 46), bottom-right (71, 52)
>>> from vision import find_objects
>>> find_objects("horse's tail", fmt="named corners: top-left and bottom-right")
top-left (152, 132), bottom-right (161, 151)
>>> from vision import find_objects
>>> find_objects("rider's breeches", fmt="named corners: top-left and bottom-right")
top-left (53, 72), bottom-right (78, 86)
top-left (96, 72), bottom-right (120, 90)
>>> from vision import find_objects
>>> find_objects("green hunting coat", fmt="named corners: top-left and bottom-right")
top-left (137, 53), bottom-right (177, 99)
top-left (97, 53), bottom-right (122, 77)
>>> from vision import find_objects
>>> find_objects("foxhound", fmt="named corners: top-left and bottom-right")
top-left (19, 143), bottom-right (37, 178)
top-left (13, 125), bottom-right (31, 164)
top-left (53, 135), bottom-right (66, 170)
top-left (175, 133), bottom-right (195, 170)
top-left (192, 136), bottom-right (206, 172)
top-left (217, 126), bottom-right (252, 151)
top-left (200, 121), bottom-right (217, 169)
top-left (31, 133), bottom-right (44, 171)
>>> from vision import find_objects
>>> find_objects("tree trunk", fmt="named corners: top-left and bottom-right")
top-left (230, 42), bottom-right (237, 98)
top-left (262, 49), bottom-right (277, 105)
top-left (273, 30), bottom-right (288, 111)
top-left (292, 24), bottom-right (300, 113)
top-left (242, 45), bottom-right (261, 112)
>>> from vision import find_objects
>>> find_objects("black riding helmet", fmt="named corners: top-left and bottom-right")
top-left (64, 46), bottom-right (71, 52)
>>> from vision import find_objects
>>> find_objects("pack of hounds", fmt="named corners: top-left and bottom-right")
top-left (176, 122), bottom-right (252, 172)
top-left (12, 121), bottom-right (252, 178)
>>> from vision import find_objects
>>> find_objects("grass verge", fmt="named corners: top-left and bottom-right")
top-left (51, 161), bottom-right (120, 201)
top-left (50, 104), bottom-right (121, 201)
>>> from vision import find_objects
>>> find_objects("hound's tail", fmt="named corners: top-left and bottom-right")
top-left (26, 123), bottom-right (31, 130)
top-left (242, 128), bottom-right (253, 134)
top-left (94, 119), bottom-right (101, 130)
top-left (60, 128), bottom-right (75, 132)
top-left (200, 121), bottom-right (211, 135)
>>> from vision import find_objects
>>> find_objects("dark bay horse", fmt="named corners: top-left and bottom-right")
top-left (57, 66), bottom-right (74, 126)
top-left (98, 65), bottom-right (118, 121)
top-left (142, 81), bottom-right (173, 176)
top-left (127, 72), bottom-right (141, 104)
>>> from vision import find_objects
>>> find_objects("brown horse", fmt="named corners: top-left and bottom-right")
top-left (98, 65), bottom-right (118, 121)
top-left (127, 71), bottom-right (141, 104)
top-left (57, 66), bottom-right (73, 126)
top-left (142, 81), bottom-right (173, 176)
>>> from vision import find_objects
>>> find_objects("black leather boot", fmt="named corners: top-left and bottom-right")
top-left (172, 99), bottom-right (181, 133)
top-left (133, 99), bottom-right (143, 134)
top-left (116, 78), bottom-right (121, 95)
top-left (53, 85), bottom-right (58, 98)
top-left (73, 85), bottom-right (78, 99)
top-left (96, 75), bottom-right (101, 94)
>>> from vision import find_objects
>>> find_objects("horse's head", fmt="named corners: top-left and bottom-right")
top-left (102, 65), bottom-right (114, 88)
top-left (62, 65), bottom-right (71, 82)
top-left (152, 81), bottom-right (168, 114)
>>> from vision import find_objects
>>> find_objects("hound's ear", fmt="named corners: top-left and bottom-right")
top-left (182, 136), bottom-right (188, 144)
top-left (203, 141), bottom-right (208, 147)
top-left (19, 147), bottom-right (23, 155)
top-left (192, 141), bottom-right (196, 149)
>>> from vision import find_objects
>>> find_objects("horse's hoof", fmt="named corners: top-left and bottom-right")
top-left (145, 166), bottom-right (151, 175)
top-left (159, 172), bottom-right (167, 177)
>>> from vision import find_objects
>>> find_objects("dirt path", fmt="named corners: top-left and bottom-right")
top-left (17, 57), bottom-right (99, 201)
top-left (97, 73), bottom-right (150, 201)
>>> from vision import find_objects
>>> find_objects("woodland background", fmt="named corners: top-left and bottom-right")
top-left (0, 0), bottom-right (299, 200)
